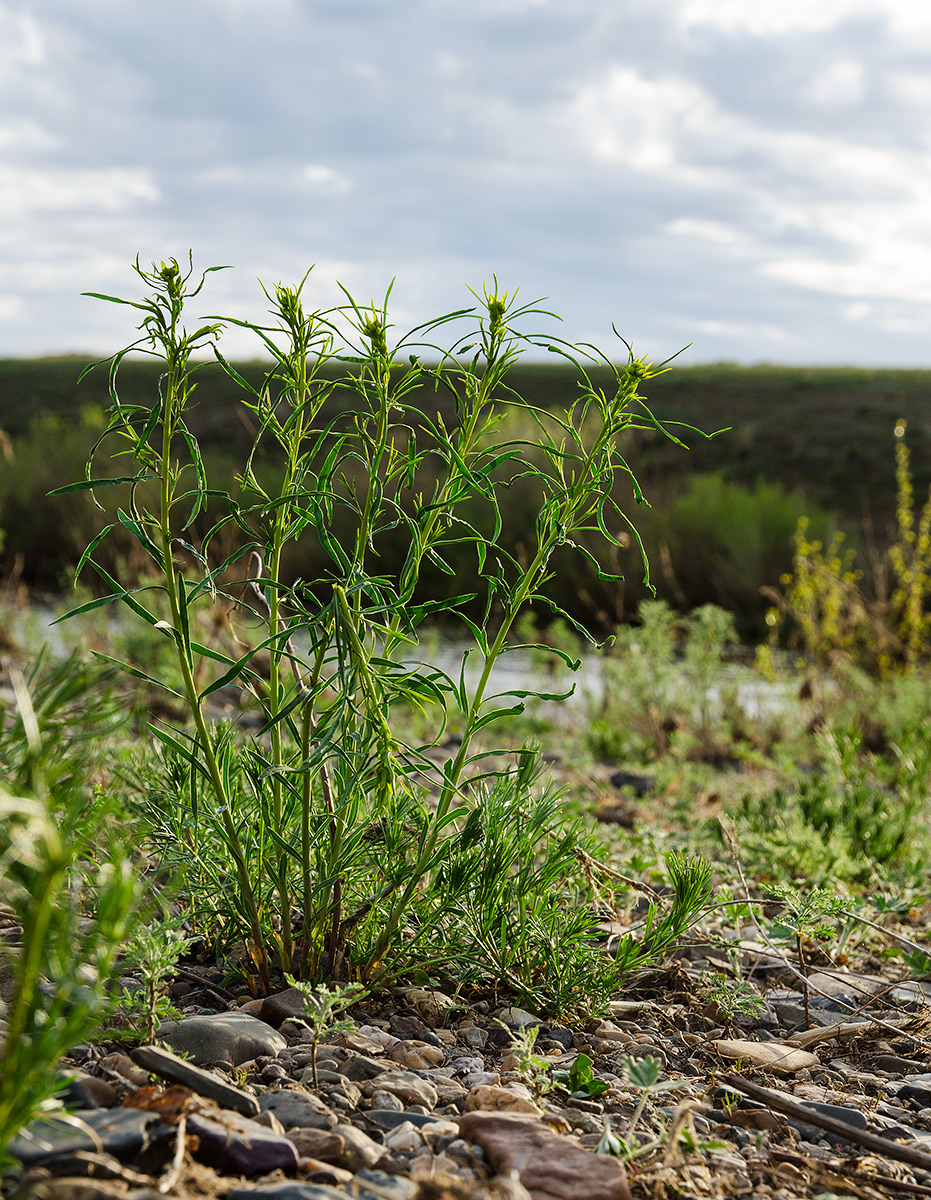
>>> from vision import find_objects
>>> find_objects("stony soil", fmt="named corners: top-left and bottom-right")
top-left (8, 923), bottom-right (931, 1200)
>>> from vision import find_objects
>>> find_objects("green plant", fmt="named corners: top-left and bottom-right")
top-left (553, 1051), bottom-right (609, 1100)
top-left (119, 918), bottom-right (191, 1044)
top-left (284, 978), bottom-right (368, 1089)
top-left (767, 883), bottom-right (845, 1027)
top-left (58, 254), bottom-right (709, 993)
top-left (700, 973), bottom-right (765, 1026)
top-left (502, 1023), bottom-right (553, 1097)
top-left (0, 674), bottom-right (138, 1168)
top-left (595, 1056), bottom-right (686, 1162)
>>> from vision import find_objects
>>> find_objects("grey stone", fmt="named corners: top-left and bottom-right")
top-left (131, 1044), bottom-right (260, 1116)
top-left (8, 1108), bottom-right (172, 1168)
top-left (354, 1171), bottom-right (418, 1200)
top-left (260, 987), bottom-right (312, 1028)
top-left (343, 1054), bottom-right (391, 1081)
top-left (492, 1007), bottom-right (542, 1029)
top-left (188, 1110), bottom-right (299, 1176)
top-left (157, 1012), bottom-right (285, 1067)
top-left (331, 1122), bottom-right (385, 1170)
top-left (365, 1108), bottom-right (450, 1131)
top-left (361, 1070), bottom-right (438, 1110)
top-left (56, 1070), bottom-right (118, 1109)
top-left (259, 1089), bottom-right (339, 1130)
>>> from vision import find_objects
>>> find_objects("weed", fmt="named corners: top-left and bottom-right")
top-left (58, 254), bottom-right (712, 998)
top-left (119, 918), bottom-right (191, 1044)
top-left (284, 978), bottom-right (368, 1090)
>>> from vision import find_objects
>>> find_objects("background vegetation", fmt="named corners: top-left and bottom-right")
top-left (3, 359), bottom-right (928, 637)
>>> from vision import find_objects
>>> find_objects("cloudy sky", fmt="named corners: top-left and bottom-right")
top-left (4, 0), bottom-right (931, 365)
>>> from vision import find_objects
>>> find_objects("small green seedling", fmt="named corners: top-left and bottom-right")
top-left (501, 1023), bottom-right (553, 1097)
top-left (553, 1052), bottom-right (610, 1101)
top-left (121, 918), bottom-right (191, 1044)
top-left (701, 973), bottom-right (766, 1027)
top-left (285, 976), bottom-right (368, 1090)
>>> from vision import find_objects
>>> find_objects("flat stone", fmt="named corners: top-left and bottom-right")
top-left (366, 1108), bottom-right (452, 1131)
top-left (712, 1039), bottom-right (819, 1075)
top-left (56, 1071), bottom-right (118, 1110)
top-left (493, 1007), bottom-right (543, 1029)
top-left (228, 1186), bottom-right (349, 1200)
top-left (353, 1171), bottom-right (417, 1199)
top-left (392, 987), bottom-right (457, 1023)
top-left (387, 1039), bottom-right (445, 1069)
top-left (361, 1069), bottom-right (438, 1110)
top-left (331, 1122), bottom-right (386, 1170)
top-left (260, 987), bottom-right (311, 1027)
top-left (343, 1054), bottom-right (391, 1081)
top-left (131, 1044), bottom-right (260, 1116)
top-left (8, 1108), bottom-right (171, 1168)
top-left (389, 1009), bottom-right (442, 1045)
top-left (458, 1111), bottom-right (631, 1200)
top-left (869, 1054), bottom-right (926, 1075)
top-left (784, 1102), bottom-right (870, 1146)
top-left (157, 1012), bottom-right (286, 1066)
top-left (466, 1084), bottom-right (543, 1116)
top-left (259, 1089), bottom-right (339, 1130)
top-left (285, 1128), bottom-right (345, 1161)
top-left (899, 1082), bottom-right (931, 1108)
top-left (188, 1109), bottom-right (299, 1176)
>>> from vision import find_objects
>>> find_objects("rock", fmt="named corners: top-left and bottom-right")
top-left (188, 1109), bottom-right (300, 1176)
top-left (493, 1007), bottom-right (543, 1029)
top-left (370, 1090), bottom-right (405, 1112)
top-left (130, 1043), bottom-right (260, 1116)
top-left (361, 1069), bottom-right (438, 1109)
top-left (259, 1089), bottom-right (339, 1130)
top-left (331, 1122), bottom-right (386, 1170)
top-left (383, 1121), bottom-right (424, 1152)
top-left (392, 986), bottom-right (457, 1023)
top-left (18, 1181), bottom-right (135, 1200)
top-left (458, 1111), bottom-right (631, 1200)
top-left (462, 1026), bottom-right (489, 1050)
top-left (97, 1052), bottom-right (150, 1086)
top-left (464, 1071), bottom-right (501, 1089)
top-left (466, 1085), bottom-right (543, 1116)
top-left (7, 1108), bottom-right (173, 1169)
top-left (353, 1171), bottom-right (418, 1199)
top-left (389, 1009), bottom-right (442, 1045)
top-left (157, 1012), bottom-right (286, 1066)
top-left (366, 1108), bottom-right (455, 1131)
top-left (899, 1082), bottom-right (931, 1108)
top-left (228, 1185), bottom-right (350, 1200)
top-left (298, 1161), bottom-right (354, 1187)
top-left (805, 972), bottom-right (884, 1000)
top-left (712, 1039), bottom-right (819, 1075)
top-left (608, 770), bottom-right (652, 797)
top-left (784, 1101), bottom-right (869, 1147)
top-left (387, 1039), bottom-right (445, 1069)
top-left (344, 1054), bottom-right (392, 1081)
top-left (336, 1030), bottom-right (388, 1055)
top-left (869, 1054), bottom-right (925, 1075)
top-left (56, 1071), bottom-right (118, 1109)
top-left (285, 1128), bottom-right (345, 1161)
top-left (260, 987), bottom-right (311, 1027)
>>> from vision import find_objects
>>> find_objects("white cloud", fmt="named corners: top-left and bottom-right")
top-left (808, 59), bottom-right (865, 106)
top-left (302, 164), bottom-right (352, 196)
top-left (0, 165), bottom-right (158, 220)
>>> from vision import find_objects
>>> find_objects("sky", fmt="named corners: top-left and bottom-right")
top-left (3, 0), bottom-right (931, 365)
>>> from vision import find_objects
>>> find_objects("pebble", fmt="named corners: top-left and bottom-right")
top-left (285, 1128), bottom-right (345, 1161)
top-left (387, 1039), bottom-right (445, 1069)
top-left (157, 1012), bottom-right (286, 1067)
top-left (258, 1089), bottom-right (339, 1130)
top-left (188, 1109), bottom-right (300, 1176)
top-left (712, 1038), bottom-right (820, 1075)
top-left (361, 1069), bottom-right (438, 1109)
top-left (466, 1084), bottom-right (543, 1116)
top-left (331, 1122), bottom-right (386, 1170)
top-left (383, 1121), bottom-right (424, 1152)
top-left (459, 1111), bottom-right (631, 1200)
top-left (343, 1054), bottom-right (391, 1081)
top-left (8, 1108), bottom-right (173, 1169)
top-left (130, 1044), bottom-right (261, 1116)
top-left (462, 1026), bottom-right (488, 1049)
top-left (493, 1006), bottom-right (543, 1029)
